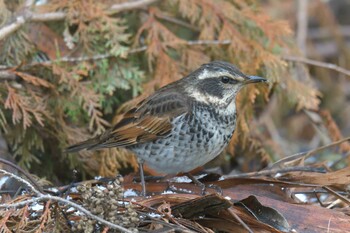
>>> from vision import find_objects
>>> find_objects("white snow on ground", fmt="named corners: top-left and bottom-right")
top-left (124, 189), bottom-right (138, 197)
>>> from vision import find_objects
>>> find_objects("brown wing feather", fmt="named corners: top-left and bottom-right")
top-left (97, 115), bottom-right (172, 148)
top-left (66, 87), bottom-right (189, 152)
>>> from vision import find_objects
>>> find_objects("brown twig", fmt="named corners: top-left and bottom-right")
top-left (0, 0), bottom-right (159, 41)
top-left (156, 13), bottom-right (199, 31)
top-left (313, 190), bottom-right (328, 207)
top-left (0, 70), bottom-right (18, 81)
top-left (107, 0), bottom-right (158, 15)
top-left (269, 136), bottom-right (350, 169)
top-left (227, 208), bottom-right (254, 233)
top-left (322, 186), bottom-right (350, 205)
top-left (283, 55), bottom-right (350, 77)
top-left (223, 166), bottom-right (325, 179)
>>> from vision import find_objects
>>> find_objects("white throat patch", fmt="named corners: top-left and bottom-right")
top-left (189, 90), bottom-right (236, 115)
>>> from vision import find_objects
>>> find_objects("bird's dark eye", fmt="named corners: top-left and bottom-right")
top-left (221, 76), bottom-right (231, 84)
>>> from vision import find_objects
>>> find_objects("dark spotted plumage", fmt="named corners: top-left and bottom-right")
top-left (66, 61), bottom-right (267, 192)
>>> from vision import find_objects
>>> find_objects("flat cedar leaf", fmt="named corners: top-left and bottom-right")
top-left (235, 195), bottom-right (291, 232)
top-left (171, 193), bottom-right (232, 218)
top-left (14, 71), bottom-right (53, 88)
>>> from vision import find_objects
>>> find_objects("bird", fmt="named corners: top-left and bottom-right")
top-left (66, 61), bottom-right (267, 195)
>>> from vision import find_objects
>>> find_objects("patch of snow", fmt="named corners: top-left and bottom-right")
top-left (29, 203), bottom-right (44, 218)
top-left (30, 203), bottom-right (43, 211)
top-left (218, 176), bottom-right (225, 181)
top-left (124, 189), bottom-right (138, 197)
top-left (96, 185), bottom-right (106, 190)
top-left (295, 193), bottom-right (308, 203)
top-left (0, 176), bottom-right (9, 188)
top-left (171, 174), bottom-right (208, 183)
top-left (171, 176), bottom-right (192, 183)
top-left (162, 190), bottom-right (176, 194)
top-left (118, 201), bottom-right (130, 205)
top-left (148, 212), bottom-right (162, 218)
top-left (195, 174), bottom-right (207, 180)
top-left (74, 210), bottom-right (84, 216)
top-left (47, 187), bottom-right (59, 193)
top-left (70, 187), bottom-right (78, 193)
top-left (176, 188), bottom-right (192, 194)
top-left (67, 207), bottom-right (75, 212)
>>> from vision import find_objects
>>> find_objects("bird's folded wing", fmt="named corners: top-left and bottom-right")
top-left (66, 90), bottom-right (189, 152)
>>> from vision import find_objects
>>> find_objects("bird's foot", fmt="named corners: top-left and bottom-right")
top-left (207, 184), bottom-right (223, 195)
top-left (185, 173), bottom-right (223, 195)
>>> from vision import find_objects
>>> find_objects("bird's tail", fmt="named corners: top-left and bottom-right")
top-left (65, 138), bottom-right (100, 153)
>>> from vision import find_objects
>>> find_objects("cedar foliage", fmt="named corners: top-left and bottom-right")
top-left (1, 1), bottom-right (350, 233)
top-left (0, 1), bottom-right (319, 180)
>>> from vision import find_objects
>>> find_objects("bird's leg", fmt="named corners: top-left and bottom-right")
top-left (186, 173), bottom-right (206, 195)
top-left (138, 159), bottom-right (147, 196)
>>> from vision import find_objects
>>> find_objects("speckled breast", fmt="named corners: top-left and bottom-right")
top-left (129, 104), bottom-right (237, 174)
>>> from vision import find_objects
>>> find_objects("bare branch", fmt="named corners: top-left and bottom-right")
top-left (269, 136), bottom-right (350, 169)
top-left (0, 71), bottom-right (18, 81)
top-left (156, 13), bottom-right (199, 31)
top-left (0, 158), bottom-right (44, 193)
top-left (0, 168), bottom-right (42, 196)
top-left (31, 12), bottom-right (66, 22)
top-left (227, 208), bottom-right (254, 233)
top-left (0, 0), bottom-right (159, 41)
top-left (322, 186), bottom-right (350, 205)
top-left (108, 0), bottom-right (158, 14)
top-left (283, 55), bottom-right (350, 77)
top-left (0, 16), bottom-right (26, 41)
top-left (223, 166), bottom-right (325, 179)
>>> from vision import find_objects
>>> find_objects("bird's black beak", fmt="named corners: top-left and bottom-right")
top-left (244, 76), bottom-right (267, 84)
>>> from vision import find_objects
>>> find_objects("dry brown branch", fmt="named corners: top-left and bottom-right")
top-left (108, 0), bottom-right (158, 14)
top-left (30, 12), bottom-right (66, 22)
top-left (223, 166), bottom-right (325, 179)
top-left (0, 16), bottom-right (26, 41)
top-left (270, 136), bottom-right (350, 169)
top-left (227, 208), bottom-right (254, 233)
top-left (0, 0), bottom-right (159, 41)
top-left (284, 55), bottom-right (350, 77)
top-left (156, 13), bottom-right (199, 31)
top-left (0, 71), bottom-right (18, 81)
top-left (322, 186), bottom-right (350, 205)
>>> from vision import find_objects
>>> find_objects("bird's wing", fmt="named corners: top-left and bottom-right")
top-left (66, 90), bottom-right (189, 152)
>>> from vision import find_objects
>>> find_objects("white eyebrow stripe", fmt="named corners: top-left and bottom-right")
top-left (198, 70), bottom-right (245, 81)
top-left (198, 70), bottom-right (229, 79)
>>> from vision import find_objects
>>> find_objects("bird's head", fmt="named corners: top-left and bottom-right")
top-left (185, 61), bottom-right (267, 106)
